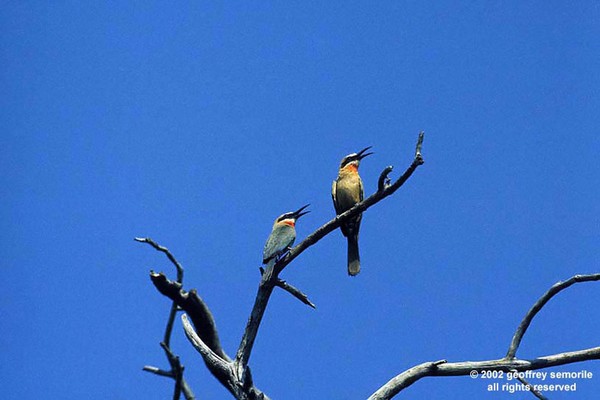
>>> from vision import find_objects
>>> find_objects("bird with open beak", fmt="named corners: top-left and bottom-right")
top-left (262, 204), bottom-right (310, 280)
top-left (332, 146), bottom-right (373, 276)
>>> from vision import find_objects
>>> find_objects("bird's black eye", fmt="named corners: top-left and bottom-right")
top-left (341, 154), bottom-right (358, 167)
top-left (277, 213), bottom-right (294, 222)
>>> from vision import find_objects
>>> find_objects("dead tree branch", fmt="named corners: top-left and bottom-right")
top-left (259, 266), bottom-right (316, 309)
top-left (369, 347), bottom-right (600, 400)
top-left (511, 369), bottom-right (548, 400)
top-left (378, 166), bottom-right (394, 191)
top-left (136, 238), bottom-right (194, 400)
top-left (149, 273), bottom-right (228, 361)
top-left (274, 278), bottom-right (316, 309)
top-left (149, 272), bottom-right (269, 400)
top-left (506, 273), bottom-right (600, 359)
top-left (368, 273), bottom-right (600, 399)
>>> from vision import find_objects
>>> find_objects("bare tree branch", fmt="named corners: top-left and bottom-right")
top-left (378, 166), bottom-right (393, 191)
top-left (369, 347), bottom-right (600, 400)
top-left (135, 237), bottom-right (183, 281)
top-left (150, 272), bottom-right (270, 400)
top-left (414, 131), bottom-right (424, 158)
top-left (506, 273), bottom-right (600, 359)
top-left (259, 266), bottom-right (316, 308)
top-left (150, 272), bottom-right (228, 360)
top-left (234, 278), bottom-right (275, 380)
top-left (150, 272), bottom-right (232, 391)
top-left (368, 360), bottom-right (447, 399)
top-left (143, 351), bottom-right (194, 400)
top-left (136, 238), bottom-right (194, 400)
top-left (181, 314), bottom-right (231, 378)
top-left (274, 278), bottom-right (316, 309)
top-left (511, 369), bottom-right (548, 400)
top-left (160, 342), bottom-right (188, 400)
top-left (143, 365), bottom-right (175, 378)
top-left (369, 273), bottom-right (600, 399)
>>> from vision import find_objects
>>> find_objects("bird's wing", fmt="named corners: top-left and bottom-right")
top-left (263, 233), bottom-right (277, 263)
top-left (331, 179), bottom-right (341, 215)
top-left (358, 176), bottom-right (364, 202)
top-left (263, 226), bottom-right (295, 263)
top-left (354, 176), bottom-right (364, 230)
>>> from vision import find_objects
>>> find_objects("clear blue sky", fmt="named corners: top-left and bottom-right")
top-left (2, 2), bottom-right (599, 399)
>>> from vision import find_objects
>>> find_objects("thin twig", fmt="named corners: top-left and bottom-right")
top-left (415, 131), bottom-right (424, 159)
top-left (164, 303), bottom-right (179, 348)
top-left (275, 278), bottom-right (316, 309)
top-left (260, 267), bottom-right (316, 308)
top-left (511, 369), bottom-right (548, 400)
top-left (143, 365), bottom-right (174, 378)
top-left (161, 343), bottom-right (186, 400)
top-left (378, 166), bottom-right (393, 192)
top-left (506, 273), bottom-right (600, 359)
top-left (135, 237), bottom-right (183, 347)
top-left (135, 237), bottom-right (183, 281)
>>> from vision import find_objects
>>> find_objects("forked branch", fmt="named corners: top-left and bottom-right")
top-left (149, 271), bottom-right (269, 400)
top-left (369, 347), bottom-right (600, 400)
top-left (369, 273), bottom-right (600, 399)
top-left (506, 273), bottom-right (600, 359)
top-left (136, 237), bottom-right (194, 400)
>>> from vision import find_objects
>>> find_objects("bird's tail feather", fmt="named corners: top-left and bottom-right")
top-left (347, 233), bottom-right (360, 276)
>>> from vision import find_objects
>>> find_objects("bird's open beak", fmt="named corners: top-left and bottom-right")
top-left (357, 146), bottom-right (373, 160)
top-left (293, 204), bottom-right (310, 219)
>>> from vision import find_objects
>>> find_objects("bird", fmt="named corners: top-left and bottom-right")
top-left (332, 146), bottom-right (373, 276)
top-left (262, 204), bottom-right (310, 280)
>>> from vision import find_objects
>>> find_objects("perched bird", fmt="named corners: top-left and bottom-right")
top-left (262, 204), bottom-right (310, 279)
top-left (332, 146), bottom-right (373, 276)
